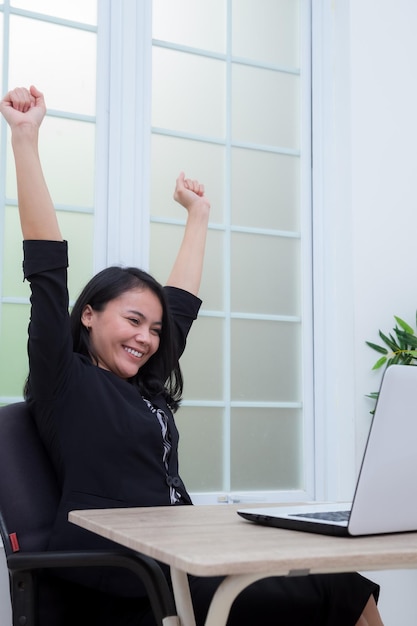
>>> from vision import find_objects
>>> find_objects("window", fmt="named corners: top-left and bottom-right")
top-left (0, 0), bottom-right (313, 503)
top-left (150, 0), bottom-right (313, 502)
top-left (0, 0), bottom-right (97, 402)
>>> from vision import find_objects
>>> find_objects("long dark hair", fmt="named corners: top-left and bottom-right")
top-left (70, 266), bottom-right (183, 410)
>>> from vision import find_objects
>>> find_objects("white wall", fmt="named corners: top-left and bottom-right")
top-left (330, 0), bottom-right (417, 623)
top-left (350, 0), bottom-right (417, 457)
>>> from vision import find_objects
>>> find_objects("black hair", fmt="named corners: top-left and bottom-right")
top-left (70, 266), bottom-right (183, 410)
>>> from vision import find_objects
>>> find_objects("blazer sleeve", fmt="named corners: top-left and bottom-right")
top-left (163, 286), bottom-right (202, 360)
top-left (23, 239), bottom-right (73, 403)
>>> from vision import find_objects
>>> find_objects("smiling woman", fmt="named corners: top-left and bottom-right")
top-left (0, 75), bottom-right (384, 626)
top-left (82, 287), bottom-right (163, 377)
top-left (76, 276), bottom-right (163, 379)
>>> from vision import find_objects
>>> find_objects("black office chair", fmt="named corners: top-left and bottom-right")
top-left (0, 402), bottom-right (178, 626)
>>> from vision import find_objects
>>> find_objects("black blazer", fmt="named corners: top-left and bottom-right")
top-left (23, 240), bottom-right (201, 596)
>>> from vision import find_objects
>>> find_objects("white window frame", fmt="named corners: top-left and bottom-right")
top-left (311, 0), bottom-right (357, 502)
top-left (95, 0), bottom-right (357, 503)
top-left (0, 0), bottom-right (357, 501)
top-left (95, 0), bottom-right (152, 273)
top-left (0, 0), bottom-right (98, 404)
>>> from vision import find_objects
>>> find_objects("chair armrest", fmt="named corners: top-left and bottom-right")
top-left (7, 549), bottom-right (177, 625)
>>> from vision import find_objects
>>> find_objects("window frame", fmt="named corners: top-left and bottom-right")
top-left (311, 0), bottom-right (357, 502)
top-left (95, 0), bottom-right (152, 274)
top-left (96, 0), bottom-right (322, 504)
top-left (0, 0), bottom-right (98, 403)
top-left (0, 0), bottom-right (356, 501)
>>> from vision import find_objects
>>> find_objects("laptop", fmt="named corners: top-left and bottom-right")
top-left (238, 364), bottom-right (417, 537)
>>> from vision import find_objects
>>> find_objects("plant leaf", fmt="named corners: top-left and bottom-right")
top-left (372, 356), bottom-right (387, 370)
top-left (365, 341), bottom-right (388, 355)
top-left (395, 330), bottom-right (407, 350)
top-left (388, 354), bottom-right (401, 365)
top-left (378, 330), bottom-right (400, 352)
top-left (394, 316), bottom-right (415, 335)
top-left (396, 329), bottom-right (417, 348)
top-left (365, 315), bottom-right (417, 414)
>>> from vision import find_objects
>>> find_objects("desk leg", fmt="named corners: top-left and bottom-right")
top-left (170, 567), bottom-right (196, 626)
top-left (204, 573), bottom-right (276, 626)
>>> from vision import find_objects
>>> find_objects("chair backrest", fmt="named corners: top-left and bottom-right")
top-left (0, 402), bottom-right (60, 557)
top-left (0, 403), bottom-right (179, 626)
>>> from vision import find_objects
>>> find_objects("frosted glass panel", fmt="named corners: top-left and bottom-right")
top-left (152, 47), bottom-right (225, 137)
top-left (232, 148), bottom-right (300, 231)
top-left (0, 3), bottom-right (97, 405)
top-left (231, 319), bottom-right (301, 402)
top-left (58, 213), bottom-right (94, 301)
top-left (195, 228), bottom-right (224, 310)
top-left (150, 223), bottom-right (224, 311)
top-left (232, 0), bottom-right (300, 67)
top-left (232, 65), bottom-right (299, 148)
top-left (151, 134), bottom-right (225, 224)
top-left (153, 0), bottom-right (225, 53)
top-left (231, 233), bottom-right (300, 316)
top-left (175, 407), bottom-right (224, 491)
top-left (3, 206), bottom-right (33, 298)
top-left (0, 304), bottom-right (30, 396)
top-left (150, 222), bottom-right (188, 284)
top-left (11, 0), bottom-right (97, 24)
top-left (6, 118), bottom-right (95, 207)
top-left (2, 207), bottom-right (93, 301)
top-left (9, 16), bottom-right (96, 115)
top-left (151, 0), bottom-right (310, 497)
top-left (179, 317), bottom-right (224, 400)
top-left (231, 408), bottom-right (302, 490)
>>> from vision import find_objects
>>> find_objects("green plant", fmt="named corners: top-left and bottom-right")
top-left (366, 313), bottom-right (417, 410)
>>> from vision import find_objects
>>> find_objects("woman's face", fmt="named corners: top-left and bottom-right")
top-left (81, 287), bottom-right (163, 379)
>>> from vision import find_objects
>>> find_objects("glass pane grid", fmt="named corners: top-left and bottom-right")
top-left (151, 127), bottom-right (301, 160)
top-left (5, 4), bottom-right (97, 30)
top-left (8, 15), bottom-right (97, 115)
top-left (152, 39), bottom-right (300, 75)
top-left (0, 1), bottom-right (97, 404)
top-left (48, 109), bottom-right (96, 123)
top-left (150, 214), bottom-right (300, 238)
top-left (152, 0), bottom-right (307, 497)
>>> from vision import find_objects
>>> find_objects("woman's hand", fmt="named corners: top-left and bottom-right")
top-left (173, 171), bottom-right (211, 214)
top-left (1, 85), bottom-right (62, 241)
top-left (166, 172), bottom-right (210, 295)
top-left (0, 85), bottom-right (46, 130)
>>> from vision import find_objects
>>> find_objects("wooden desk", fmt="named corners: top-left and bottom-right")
top-left (69, 504), bottom-right (417, 626)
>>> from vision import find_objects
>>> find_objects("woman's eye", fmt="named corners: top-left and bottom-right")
top-left (129, 318), bottom-right (139, 325)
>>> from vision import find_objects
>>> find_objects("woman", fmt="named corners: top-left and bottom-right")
top-left (0, 85), bottom-right (384, 626)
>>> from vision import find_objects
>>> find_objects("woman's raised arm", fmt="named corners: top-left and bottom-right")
top-left (166, 171), bottom-right (210, 296)
top-left (0, 85), bottom-right (62, 241)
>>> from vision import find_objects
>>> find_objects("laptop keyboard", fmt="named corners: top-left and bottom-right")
top-left (291, 510), bottom-right (350, 522)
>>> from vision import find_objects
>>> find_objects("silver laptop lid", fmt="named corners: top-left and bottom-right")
top-left (348, 364), bottom-right (417, 535)
top-left (238, 365), bottom-right (417, 536)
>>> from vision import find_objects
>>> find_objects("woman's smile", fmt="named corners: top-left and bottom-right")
top-left (123, 345), bottom-right (145, 359)
top-left (82, 287), bottom-right (163, 378)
